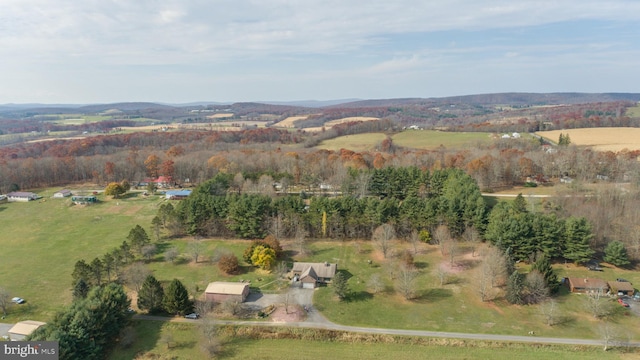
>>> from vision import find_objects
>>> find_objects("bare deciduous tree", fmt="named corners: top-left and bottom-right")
top-left (434, 265), bottom-right (450, 287)
top-left (583, 287), bottom-right (614, 319)
top-left (539, 299), bottom-right (561, 326)
top-left (483, 246), bottom-right (508, 287)
top-left (395, 264), bottom-right (419, 300)
top-left (164, 247), bottom-right (179, 264)
top-left (433, 225), bottom-right (451, 254)
top-left (462, 226), bottom-right (481, 257)
top-left (408, 230), bottom-right (421, 255)
top-left (188, 240), bottom-right (206, 263)
top-left (123, 262), bottom-right (151, 292)
top-left (372, 223), bottom-right (395, 259)
top-left (475, 260), bottom-right (495, 302)
top-left (141, 244), bottom-right (158, 262)
top-left (523, 270), bottom-right (549, 304)
top-left (367, 273), bottom-right (385, 294)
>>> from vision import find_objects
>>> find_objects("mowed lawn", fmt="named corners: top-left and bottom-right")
top-left (0, 190), bottom-right (161, 321)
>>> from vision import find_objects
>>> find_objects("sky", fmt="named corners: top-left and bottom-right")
top-left (1, 0), bottom-right (639, 104)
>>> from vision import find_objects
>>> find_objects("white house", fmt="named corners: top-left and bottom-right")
top-left (53, 189), bottom-right (72, 198)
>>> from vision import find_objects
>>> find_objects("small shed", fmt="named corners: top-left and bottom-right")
top-left (608, 281), bottom-right (634, 295)
top-left (8, 320), bottom-right (46, 341)
top-left (53, 189), bottom-right (72, 198)
top-left (6, 192), bottom-right (38, 202)
top-left (566, 278), bottom-right (609, 293)
top-left (204, 282), bottom-right (250, 303)
top-left (72, 195), bottom-right (97, 205)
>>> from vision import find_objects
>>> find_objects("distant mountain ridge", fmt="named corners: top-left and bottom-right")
top-left (2, 92), bottom-right (639, 115)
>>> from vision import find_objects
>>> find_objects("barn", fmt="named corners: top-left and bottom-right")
top-left (6, 192), bottom-right (39, 202)
top-left (53, 189), bottom-right (72, 198)
top-left (204, 282), bottom-right (250, 303)
top-left (8, 320), bottom-right (46, 341)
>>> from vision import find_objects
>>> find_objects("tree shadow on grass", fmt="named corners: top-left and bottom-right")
top-left (348, 290), bottom-right (373, 302)
top-left (413, 288), bottom-right (453, 304)
top-left (414, 261), bottom-right (429, 270)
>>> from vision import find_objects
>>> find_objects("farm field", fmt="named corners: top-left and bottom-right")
top-left (318, 130), bottom-right (495, 151)
top-left (392, 130), bottom-right (494, 150)
top-left (536, 128), bottom-right (640, 151)
top-left (317, 133), bottom-right (388, 151)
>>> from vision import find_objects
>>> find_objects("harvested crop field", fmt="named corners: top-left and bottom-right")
top-left (536, 127), bottom-right (640, 151)
top-left (273, 116), bottom-right (310, 128)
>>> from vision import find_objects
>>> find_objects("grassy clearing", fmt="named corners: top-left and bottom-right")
top-left (536, 128), bottom-right (640, 151)
top-left (626, 105), bottom-right (640, 117)
top-left (0, 190), bottom-right (160, 321)
top-left (317, 133), bottom-right (388, 151)
top-left (392, 130), bottom-right (494, 150)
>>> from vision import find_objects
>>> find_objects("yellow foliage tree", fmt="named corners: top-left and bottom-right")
top-left (250, 245), bottom-right (276, 270)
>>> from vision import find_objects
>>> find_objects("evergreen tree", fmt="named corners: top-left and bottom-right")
top-left (512, 193), bottom-right (528, 213)
top-left (138, 275), bottom-right (165, 313)
top-left (563, 217), bottom-right (595, 264)
top-left (128, 225), bottom-right (151, 255)
top-left (72, 278), bottom-right (89, 300)
top-left (332, 272), bottom-right (349, 301)
top-left (531, 254), bottom-right (560, 294)
top-left (506, 270), bottom-right (524, 305)
top-left (163, 279), bottom-right (192, 315)
top-left (72, 259), bottom-right (92, 286)
top-left (603, 241), bottom-right (630, 267)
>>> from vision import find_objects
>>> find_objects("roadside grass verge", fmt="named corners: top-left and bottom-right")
top-left (110, 322), bottom-right (632, 360)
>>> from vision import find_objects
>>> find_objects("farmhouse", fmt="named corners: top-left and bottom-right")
top-left (6, 191), bottom-right (39, 202)
top-left (53, 189), bottom-right (72, 198)
top-left (72, 195), bottom-right (97, 205)
top-left (292, 262), bottom-right (337, 289)
top-left (608, 281), bottom-right (634, 296)
top-left (565, 277), bottom-right (609, 293)
top-left (165, 189), bottom-right (192, 200)
top-left (204, 282), bottom-right (250, 303)
top-left (8, 320), bottom-right (46, 341)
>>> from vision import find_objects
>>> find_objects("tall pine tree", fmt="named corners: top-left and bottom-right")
top-left (138, 275), bottom-right (165, 313)
top-left (563, 217), bottom-right (595, 264)
top-left (163, 279), bottom-right (192, 315)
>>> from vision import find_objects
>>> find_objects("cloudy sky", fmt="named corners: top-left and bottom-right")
top-left (1, 0), bottom-right (639, 104)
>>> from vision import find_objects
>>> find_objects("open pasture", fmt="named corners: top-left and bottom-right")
top-left (393, 130), bottom-right (493, 149)
top-left (536, 128), bottom-right (640, 151)
top-left (317, 133), bottom-right (387, 151)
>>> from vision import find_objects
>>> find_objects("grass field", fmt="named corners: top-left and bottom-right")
top-left (317, 133), bottom-right (388, 151)
top-left (392, 130), bottom-right (494, 149)
top-left (536, 128), bottom-right (640, 151)
top-left (0, 190), bottom-right (159, 321)
top-left (626, 105), bottom-right (640, 118)
top-left (110, 321), bottom-right (633, 360)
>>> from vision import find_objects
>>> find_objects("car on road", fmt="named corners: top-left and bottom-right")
top-left (184, 313), bottom-right (199, 319)
top-left (11, 297), bottom-right (25, 304)
top-left (617, 298), bottom-right (630, 307)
